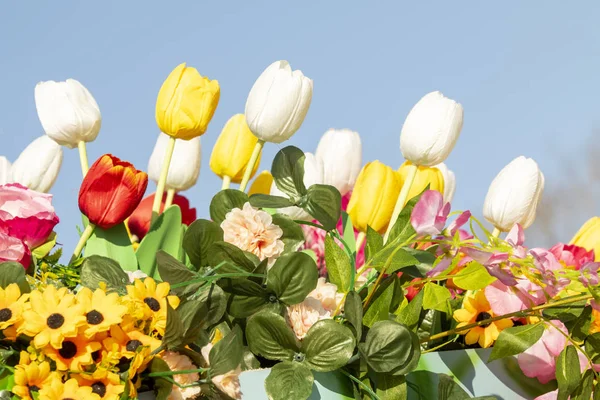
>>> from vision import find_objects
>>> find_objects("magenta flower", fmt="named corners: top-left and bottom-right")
top-left (579, 262), bottom-right (599, 287)
top-left (410, 190), bottom-right (450, 236)
top-left (549, 242), bottom-right (595, 270)
top-left (0, 231), bottom-right (30, 269)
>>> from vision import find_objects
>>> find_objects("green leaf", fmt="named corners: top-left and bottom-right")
top-left (400, 248), bottom-right (436, 278)
top-left (572, 369), bottom-right (594, 400)
top-left (585, 332), bottom-right (600, 361)
top-left (220, 278), bottom-right (269, 318)
top-left (452, 262), bottom-right (496, 290)
top-left (246, 311), bottom-right (299, 361)
top-left (359, 320), bottom-right (420, 375)
top-left (341, 212), bottom-right (357, 255)
top-left (84, 223), bottom-right (138, 271)
top-left (182, 219), bottom-right (223, 270)
top-left (568, 306), bottom-right (592, 342)
top-left (137, 207), bottom-right (185, 279)
top-left (387, 193), bottom-right (421, 245)
top-left (207, 241), bottom-right (259, 274)
top-left (543, 300), bottom-right (587, 322)
top-left (423, 282), bottom-right (451, 314)
top-left (209, 325), bottom-right (243, 376)
top-left (80, 256), bottom-right (129, 292)
top-left (149, 358), bottom-right (172, 400)
top-left (396, 289), bottom-right (424, 331)
top-left (375, 374), bottom-right (407, 400)
top-left (31, 232), bottom-right (57, 259)
top-left (0, 262), bottom-right (30, 294)
top-left (363, 276), bottom-right (396, 328)
top-left (302, 320), bottom-right (356, 372)
top-left (209, 189), bottom-right (249, 224)
top-left (265, 361), bottom-right (313, 400)
top-left (157, 251), bottom-right (197, 289)
top-left (488, 323), bottom-right (545, 362)
top-left (162, 302), bottom-right (185, 349)
top-left (556, 345), bottom-right (581, 400)
top-left (194, 284), bottom-right (227, 327)
top-left (344, 291), bottom-right (363, 342)
top-left (248, 194), bottom-right (295, 209)
top-left (303, 184), bottom-right (342, 231)
top-left (365, 226), bottom-right (383, 263)
top-left (267, 252), bottom-right (318, 305)
top-left (271, 214), bottom-right (305, 253)
top-left (324, 234), bottom-right (352, 293)
top-left (271, 146), bottom-right (307, 197)
top-left (437, 374), bottom-right (471, 400)
top-left (175, 300), bottom-right (206, 345)
top-left (371, 246), bottom-right (419, 274)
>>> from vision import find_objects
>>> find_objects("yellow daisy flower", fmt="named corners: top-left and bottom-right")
top-left (43, 334), bottom-right (102, 371)
top-left (74, 372), bottom-right (125, 400)
top-left (39, 377), bottom-right (101, 400)
top-left (102, 325), bottom-right (161, 359)
top-left (20, 286), bottom-right (86, 349)
top-left (76, 287), bottom-right (128, 338)
top-left (453, 290), bottom-right (513, 348)
top-left (0, 283), bottom-right (27, 331)
top-left (12, 354), bottom-right (57, 400)
top-left (125, 278), bottom-right (180, 334)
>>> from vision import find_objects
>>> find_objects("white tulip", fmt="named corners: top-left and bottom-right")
top-left (148, 133), bottom-right (201, 191)
top-left (433, 163), bottom-right (456, 203)
top-left (35, 79), bottom-right (101, 149)
top-left (0, 157), bottom-right (11, 185)
top-left (11, 136), bottom-right (63, 193)
top-left (483, 156), bottom-right (545, 231)
top-left (315, 129), bottom-right (362, 196)
top-left (245, 60), bottom-right (313, 143)
top-left (400, 91), bottom-right (464, 166)
top-left (270, 153), bottom-right (324, 220)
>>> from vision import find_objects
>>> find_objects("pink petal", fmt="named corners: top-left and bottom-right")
top-left (447, 210), bottom-right (471, 236)
top-left (506, 224), bottom-right (525, 247)
top-left (485, 280), bottom-right (527, 315)
top-left (411, 190), bottom-right (447, 236)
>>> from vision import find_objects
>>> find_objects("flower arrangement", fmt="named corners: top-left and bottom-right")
top-left (0, 59), bottom-right (599, 400)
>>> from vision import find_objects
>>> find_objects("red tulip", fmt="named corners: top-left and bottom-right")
top-left (79, 154), bottom-right (148, 229)
top-left (127, 192), bottom-right (197, 240)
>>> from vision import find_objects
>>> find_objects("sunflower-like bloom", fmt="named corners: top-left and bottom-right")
top-left (453, 290), bottom-right (513, 348)
top-left (20, 286), bottom-right (86, 349)
top-left (0, 283), bottom-right (28, 337)
top-left (74, 372), bottom-right (125, 400)
top-left (125, 278), bottom-right (180, 334)
top-left (12, 352), bottom-right (57, 400)
top-left (43, 334), bottom-right (102, 371)
top-left (76, 287), bottom-right (128, 338)
top-left (39, 377), bottom-right (101, 400)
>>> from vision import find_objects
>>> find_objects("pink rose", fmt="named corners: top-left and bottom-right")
top-left (0, 232), bottom-right (31, 268)
top-left (549, 242), bottom-right (594, 270)
top-left (0, 184), bottom-right (59, 249)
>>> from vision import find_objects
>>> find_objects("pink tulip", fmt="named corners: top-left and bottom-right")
top-left (0, 184), bottom-right (59, 249)
top-left (0, 232), bottom-right (30, 268)
top-left (410, 190), bottom-right (450, 236)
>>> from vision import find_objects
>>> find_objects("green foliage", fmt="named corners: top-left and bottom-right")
top-left (84, 223), bottom-right (137, 271)
top-left (437, 374), bottom-right (497, 399)
top-left (162, 302), bottom-right (186, 349)
top-left (365, 226), bottom-right (383, 263)
top-left (248, 194), bottom-right (294, 209)
top-left (374, 374), bottom-right (407, 400)
top-left (149, 358), bottom-right (172, 400)
top-left (370, 246), bottom-right (419, 274)
top-left (156, 250), bottom-right (200, 296)
top-left (423, 282), bottom-right (451, 314)
top-left (387, 192), bottom-right (422, 244)
top-left (363, 276), bottom-right (397, 328)
top-left (266, 252), bottom-right (319, 305)
top-left (246, 312), bottom-right (299, 361)
top-left (209, 189), bottom-right (248, 224)
top-left (302, 320), bottom-right (355, 372)
top-left (556, 345), bottom-right (581, 400)
top-left (325, 234), bottom-right (352, 293)
top-left (0, 261), bottom-right (31, 294)
top-left (265, 361), bottom-right (313, 400)
top-left (451, 262), bottom-right (496, 290)
top-left (303, 184), bottom-right (342, 230)
top-left (488, 323), bottom-right (545, 362)
top-left (344, 291), bottom-right (363, 342)
top-left (271, 146), bottom-right (307, 198)
top-left (571, 369), bottom-right (594, 400)
top-left (396, 289), bottom-right (424, 332)
top-left (271, 214), bottom-right (305, 253)
top-left (80, 255), bottom-right (128, 292)
top-left (208, 241), bottom-right (259, 273)
top-left (182, 219), bottom-right (223, 270)
top-left (209, 326), bottom-right (243, 376)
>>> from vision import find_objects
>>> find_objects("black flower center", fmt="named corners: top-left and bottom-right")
top-left (126, 339), bottom-right (143, 352)
top-left (28, 385), bottom-right (40, 398)
top-left (91, 381), bottom-right (106, 397)
top-left (63, 398), bottom-right (75, 400)
top-left (0, 308), bottom-right (12, 322)
top-left (476, 312), bottom-right (492, 328)
top-left (92, 350), bottom-right (101, 362)
top-left (86, 310), bottom-right (104, 325)
top-left (58, 341), bottom-right (78, 359)
top-left (46, 313), bottom-right (65, 329)
top-left (143, 297), bottom-right (160, 311)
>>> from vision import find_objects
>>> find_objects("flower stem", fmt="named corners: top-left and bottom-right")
top-left (491, 227), bottom-right (501, 238)
top-left (339, 369), bottom-right (381, 400)
top-left (151, 137), bottom-right (176, 223)
top-left (383, 163), bottom-right (418, 243)
top-left (70, 223), bottom-right (95, 263)
top-left (164, 189), bottom-right (176, 209)
top-left (239, 139), bottom-right (265, 192)
top-left (221, 175), bottom-right (232, 190)
top-left (333, 293), bottom-right (347, 317)
top-left (148, 368), bottom-right (208, 377)
top-left (77, 141), bottom-right (89, 177)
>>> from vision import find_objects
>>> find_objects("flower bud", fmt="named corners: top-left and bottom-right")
top-left (11, 136), bottom-right (63, 193)
top-left (571, 217), bottom-right (600, 261)
top-left (34, 79), bottom-right (101, 148)
top-left (483, 156), bottom-right (544, 231)
top-left (249, 171), bottom-right (273, 196)
top-left (155, 63), bottom-right (220, 140)
top-left (398, 161), bottom-right (445, 206)
top-left (315, 129), bottom-right (362, 196)
top-left (245, 60), bottom-right (313, 143)
top-left (400, 91), bottom-right (463, 166)
top-left (434, 162), bottom-right (456, 203)
top-left (347, 161), bottom-right (402, 233)
top-left (148, 133), bottom-right (201, 191)
top-left (0, 157), bottom-right (11, 185)
top-left (210, 114), bottom-right (260, 182)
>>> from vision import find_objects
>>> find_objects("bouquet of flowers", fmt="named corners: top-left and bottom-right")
top-left (0, 60), bottom-right (599, 400)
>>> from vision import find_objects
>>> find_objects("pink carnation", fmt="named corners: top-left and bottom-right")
top-left (549, 242), bottom-right (595, 270)
top-left (0, 232), bottom-right (30, 269)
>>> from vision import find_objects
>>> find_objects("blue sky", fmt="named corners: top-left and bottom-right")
top-left (2, 2), bottom-right (600, 255)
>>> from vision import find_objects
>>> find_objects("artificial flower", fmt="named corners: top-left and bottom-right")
top-left (10, 136), bottom-right (63, 193)
top-left (74, 372), bottom-right (125, 400)
top-left (434, 162), bottom-right (456, 203)
top-left (12, 356), bottom-right (56, 400)
top-left (76, 287), bottom-right (128, 338)
top-left (248, 170), bottom-right (273, 196)
top-left (160, 351), bottom-right (202, 400)
top-left (410, 190), bottom-right (450, 236)
top-left (315, 128), bottom-right (362, 196)
top-left (0, 231), bottom-right (31, 269)
top-left (398, 161), bottom-right (445, 205)
top-left (148, 133), bottom-right (201, 191)
top-left (0, 156), bottom-right (11, 184)
top-left (102, 325), bottom-right (161, 358)
top-left (43, 334), bottom-right (101, 371)
top-left (549, 242), bottom-right (594, 270)
top-left (124, 278), bottom-right (180, 334)
top-left (571, 216), bottom-right (600, 261)
top-left (39, 377), bottom-right (101, 400)
top-left (0, 283), bottom-right (27, 331)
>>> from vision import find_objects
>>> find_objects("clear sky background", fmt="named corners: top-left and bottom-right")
top-left (1, 2), bottom-right (599, 256)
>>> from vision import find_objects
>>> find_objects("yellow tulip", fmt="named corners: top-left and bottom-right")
top-left (248, 171), bottom-right (273, 196)
top-left (155, 63), bottom-right (220, 140)
top-left (398, 161), bottom-right (445, 205)
top-left (571, 217), bottom-right (600, 261)
top-left (210, 114), bottom-right (260, 183)
top-left (347, 161), bottom-right (402, 233)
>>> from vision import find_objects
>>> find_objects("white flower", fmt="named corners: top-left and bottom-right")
top-left (126, 270), bottom-right (148, 283)
top-left (483, 156), bottom-right (545, 231)
top-left (400, 91), bottom-right (464, 166)
top-left (315, 129), bottom-right (362, 196)
top-left (35, 79), bottom-right (101, 148)
top-left (148, 132), bottom-right (201, 192)
top-left (221, 202), bottom-right (285, 262)
top-left (160, 351), bottom-right (202, 400)
top-left (433, 162), bottom-right (456, 203)
top-left (11, 136), bottom-right (62, 193)
top-left (270, 152), bottom-right (324, 221)
top-left (0, 157), bottom-right (11, 185)
top-left (245, 60), bottom-right (313, 143)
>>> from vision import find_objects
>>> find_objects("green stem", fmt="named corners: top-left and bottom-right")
top-left (148, 368), bottom-right (208, 377)
top-left (152, 136), bottom-right (177, 223)
top-left (164, 188), bottom-right (176, 209)
top-left (77, 141), bottom-right (89, 177)
top-left (239, 139), bottom-right (265, 192)
top-left (491, 227), bottom-right (501, 238)
top-left (339, 369), bottom-right (381, 400)
top-left (221, 175), bottom-right (232, 190)
top-left (70, 223), bottom-right (95, 263)
top-left (383, 163), bottom-right (418, 243)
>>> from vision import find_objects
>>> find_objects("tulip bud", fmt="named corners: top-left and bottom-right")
top-left (433, 163), bottom-right (456, 203)
top-left (11, 136), bottom-right (63, 193)
top-left (483, 156), bottom-right (544, 232)
top-left (315, 129), bottom-right (362, 196)
top-left (398, 161), bottom-right (445, 206)
top-left (245, 60), bottom-right (313, 143)
top-left (34, 79), bottom-right (101, 149)
top-left (0, 157), bottom-right (11, 185)
top-left (128, 192), bottom-right (197, 240)
top-left (400, 91), bottom-right (464, 166)
top-left (79, 154), bottom-right (148, 229)
top-left (210, 114), bottom-right (261, 182)
top-left (347, 161), bottom-right (402, 233)
top-left (249, 171), bottom-right (273, 196)
top-left (571, 217), bottom-right (600, 261)
top-left (155, 63), bottom-right (220, 140)
top-left (148, 133), bottom-right (201, 191)
top-left (270, 153), bottom-right (323, 220)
